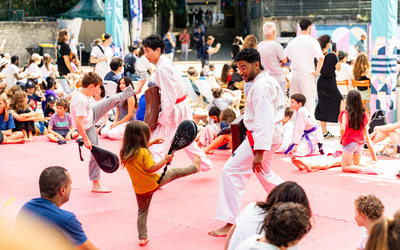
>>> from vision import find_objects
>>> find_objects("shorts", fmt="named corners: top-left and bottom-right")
top-left (342, 142), bottom-right (363, 155)
top-left (54, 129), bottom-right (70, 138)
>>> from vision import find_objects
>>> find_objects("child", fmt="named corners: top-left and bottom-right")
top-left (25, 80), bottom-right (46, 112)
top-left (276, 107), bottom-right (294, 153)
top-left (42, 77), bottom-right (58, 109)
top-left (339, 90), bottom-right (380, 174)
top-left (70, 72), bottom-right (145, 193)
top-left (88, 84), bottom-right (111, 135)
top-left (8, 90), bottom-right (36, 142)
top-left (47, 99), bottom-right (79, 145)
top-left (0, 95), bottom-right (25, 144)
top-left (354, 195), bottom-right (385, 250)
top-left (120, 120), bottom-right (201, 246)
top-left (203, 108), bottom-right (236, 154)
top-left (43, 95), bottom-right (56, 121)
top-left (235, 202), bottom-right (310, 250)
top-left (197, 106), bottom-right (221, 147)
top-left (365, 210), bottom-right (400, 250)
top-left (286, 93), bottom-right (324, 157)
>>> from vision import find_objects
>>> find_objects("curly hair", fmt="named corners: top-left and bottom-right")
top-left (353, 52), bottom-right (370, 80)
top-left (262, 202), bottom-right (310, 248)
top-left (355, 195), bottom-right (385, 221)
top-left (9, 90), bottom-right (28, 112)
top-left (234, 47), bottom-right (264, 70)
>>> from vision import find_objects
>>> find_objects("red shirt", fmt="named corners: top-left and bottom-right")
top-left (179, 33), bottom-right (190, 44)
top-left (339, 110), bottom-right (368, 146)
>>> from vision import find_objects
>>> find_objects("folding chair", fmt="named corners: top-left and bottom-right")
top-left (337, 79), bottom-right (350, 100)
top-left (103, 80), bottom-right (118, 97)
top-left (56, 77), bottom-right (74, 95)
top-left (352, 79), bottom-right (371, 116)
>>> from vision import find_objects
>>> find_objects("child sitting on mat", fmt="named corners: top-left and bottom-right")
top-left (47, 99), bottom-right (79, 145)
top-left (120, 120), bottom-right (201, 246)
top-left (354, 195), bottom-right (384, 250)
top-left (9, 90), bottom-right (36, 142)
top-left (0, 95), bottom-right (25, 144)
top-left (285, 93), bottom-right (324, 157)
top-left (43, 95), bottom-right (56, 121)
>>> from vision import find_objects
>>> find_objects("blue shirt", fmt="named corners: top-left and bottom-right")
top-left (136, 94), bottom-right (146, 121)
top-left (104, 71), bottom-right (121, 83)
top-left (356, 40), bottom-right (367, 53)
top-left (28, 93), bottom-right (41, 111)
top-left (195, 32), bottom-right (204, 45)
top-left (0, 111), bottom-right (16, 131)
top-left (15, 198), bottom-right (87, 248)
top-left (164, 39), bottom-right (175, 54)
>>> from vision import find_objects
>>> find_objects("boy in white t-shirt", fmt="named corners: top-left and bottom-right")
top-left (354, 195), bottom-right (384, 250)
top-left (70, 72), bottom-right (145, 193)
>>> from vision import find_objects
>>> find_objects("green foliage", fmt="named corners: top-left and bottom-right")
top-left (143, 0), bottom-right (177, 17)
top-left (0, 0), bottom-right (80, 17)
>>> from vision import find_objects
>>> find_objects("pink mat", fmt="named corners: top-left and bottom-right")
top-left (1, 135), bottom-right (400, 249)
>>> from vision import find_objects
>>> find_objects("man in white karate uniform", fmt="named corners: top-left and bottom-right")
top-left (209, 48), bottom-right (286, 236)
top-left (142, 35), bottom-right (212, 172)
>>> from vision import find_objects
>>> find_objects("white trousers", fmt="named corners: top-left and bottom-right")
top-left (181, 44), bottom-right (189, 60)
top-left (215, 138), bottom-right (284, 224)
top-left (101, 122), bottom-right (128, 140)
top-left (289, 73), bottom-right (316, 115)
top-left (150, 123), bottom-right (212, 172)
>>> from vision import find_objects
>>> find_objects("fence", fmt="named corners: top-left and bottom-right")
top-left (0, 10), bottom-right (24, 21)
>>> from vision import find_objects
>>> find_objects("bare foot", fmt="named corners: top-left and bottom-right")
top-left (16, 138), bottom-right (26, 144)
top-left (208, 223), bottom-right (232, 237)
top-left (193, 154), bottom-right (201, 173)
top-left (291, 157), bottom-right (306, 171)
top-left (28, 137), bottom-right (34, 142)
top-left (362, 164), bottom-right (383, 175)
top-left (92, 182), bottom-right (112, 193)
top-left (139, 238), bottom-right (149, 246)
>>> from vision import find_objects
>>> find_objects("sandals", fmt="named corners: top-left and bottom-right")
top-left (323, 131), bottom-right (334, 138)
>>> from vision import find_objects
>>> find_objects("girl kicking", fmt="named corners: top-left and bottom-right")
top-left (120, 120), bottom-right (201, 246)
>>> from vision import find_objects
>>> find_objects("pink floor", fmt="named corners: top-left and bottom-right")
top-left (1, 135), bottom-right (400, 250)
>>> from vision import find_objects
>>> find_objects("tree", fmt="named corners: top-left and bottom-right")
top-left (0, 0), bottom-right (80, 17)
top-left (143, 0), bottom-right (178, 34)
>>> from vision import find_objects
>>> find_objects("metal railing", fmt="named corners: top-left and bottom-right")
top-left (0, 10), bottom-right (25, 21)
top-left (251, 0), bottom-right (375, 19)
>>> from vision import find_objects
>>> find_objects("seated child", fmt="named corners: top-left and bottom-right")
top-left (285, 93), bottom-right (324, 157)
top-left (120, 120), bottom-right (201, 246)
top-left (0, 95), bottom-right (24, 144)
top-left (43, 95), bottom-right (56, 121)
top-left (25, 80), bottom-right (45, 112)
top-left (276, 107), bottom-right (294, 153)
top-left (9, 90), bottom-right (36, 142)
top-left (365, 210), bottom-right (400, 250)
top-left (203, 108), bottom-right (237, 154)
top-left (354, 195), bottom-right (384, 250)
top-left (235, 202), bottom-right (310, 250)
top-left (89, 84), bottom-right (111, 135)
top-left (42, 77), bottom-right (58, 109)
top-left (47, 99), bottom-right (79, 145)
top-left (197, 106), bottom-right (221, 147)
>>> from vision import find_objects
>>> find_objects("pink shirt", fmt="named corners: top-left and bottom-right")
top-left (179, 33), bottom-right (190, 44)
top-left (339, 110), bottom-right (368, 146)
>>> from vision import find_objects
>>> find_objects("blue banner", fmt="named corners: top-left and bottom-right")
top-left (130, 0), bottom-right (143, 43)
top-left (106, 0), bottom-right (124, 57)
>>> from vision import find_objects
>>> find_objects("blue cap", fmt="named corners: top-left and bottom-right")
top-left (47, 95), bottom-right (56, 103)
top-left (25, 80), bottom-right (36, 89)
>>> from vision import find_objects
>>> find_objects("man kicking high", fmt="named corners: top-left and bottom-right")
top-left (142, 35), bottom-right (212, 172)
top-left (209, 48), bottom-right (286, 236)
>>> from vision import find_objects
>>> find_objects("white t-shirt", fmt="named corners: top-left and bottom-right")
top-left (258, 40), bottom-right (286, 83)
top-left (70, 91), bottom-right (93, 130)
top-left (6, 64), bottom-right (19, 87)
top-left (357, 229), bottom-right (369, 250)
top-left (284, 34), bottom-right (324, 75)
top-left (27, 63), bottom-right (42, 77)
top-left (235, 234), bottom-right (280, 250)
top-left (69, 38), bottom-right (78, 54)
top-left (89, 98), bottom-right (112, 126)
top-left (136, 56), bottom-right (152, 72)
top-left (335, 62), bottom-right (353, 95)
top-left (42, 64), bottom-right (56, 79)
top-left (90, 45), bottom-right (113, 78)
top-left (0, 67), bottom-right (6, 74)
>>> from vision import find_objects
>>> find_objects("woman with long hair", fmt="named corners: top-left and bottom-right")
top-left (353, 52), bottom-right (371, 100)
top-left (365, 210), bottom-right (400, 250)
top-left (42, 54), bottom-right (58, 79)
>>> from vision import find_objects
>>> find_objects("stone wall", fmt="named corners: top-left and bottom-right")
top-left (0, 22), bottom-right (59, 65)
top-left (140, 16), bottom-right (161, 39)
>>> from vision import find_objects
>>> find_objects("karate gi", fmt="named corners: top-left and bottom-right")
top-left (215, 72), bottom-right (285, 224)
top-left (291, 106), bottom-right (324, 157)
top-left (150, 55), bottom-right (212, 172)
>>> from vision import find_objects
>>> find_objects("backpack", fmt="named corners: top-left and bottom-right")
top-left (369, 110), bottom-right (388, 134)
top-left (197, 46), bottom-right (203, 58)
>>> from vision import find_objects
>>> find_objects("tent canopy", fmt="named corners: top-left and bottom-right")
top-left (59, 0), bottom-right (106, 21)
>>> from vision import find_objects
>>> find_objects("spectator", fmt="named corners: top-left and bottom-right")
top-left (258, 22), bottom-right (288, 95)
top-left (136, 46), bottom-right (154, 80)
top-left (230, 61), bottom-right (243, 82)
top-left (231, 36), bottom-right (243, 59)
top-left (27, 53), bottom-right (47, 83)
top-left (136, 79), bottom-right (156, 121)
top-left (104, 57), bottom-right (123, 83)
top-left (180, 28), bottom-right (190, 61)
top-left (370, 119), bottom-right (400, 156)
top-left (208, 87), bottom-right (240, 113)
top-left (365, 210), bottom-right (400, 250)
top-left (90, 33), bottom-right (114, 79)
top-left (335, 49), bottom-right (353, 96)
top-left (14, 166), bottom-right (100, 249)
top-left (5, 85), bottom-right (21, 101)
top-left (68, 33), bottom-right (78, 55)
top-left (56, 29), bottom-right (73, 76)
top-left (6, 55), bottom-right (29, 88)
top-left (47, 99), bottom-right (79, 144)
top-left (208, 10), bottom-right (213, 28)
top-left (25, 80), bottom-right (46, 112)
top-left (221, 63), bottom-right (232, 83)
top-left (200, 21), bottom-right (207, 34)
top-left (0, 57), bottom-right (9, 74)
top-left (42, 77), bottom-right (58, 110)
top-left (8, 90), bottom-right (36, 141)
top-left (0, 95), bottom-right (25, 144)
top-left (188, 9), bottom-right (194, 26)
top-left (201, 36), bottom-right (221, 68)
top-left (314, 34), bottom-right (343, 137)
top-left (355, 34), bottom-right (367, 54)
top-left (43, 95), bottom-right (57, 121)
top-left (89, 84), bottom-right (112, 135)
top-left (164, 32), bottom-right (176, 60)
top-left (242, 35), bottom-right (257, 49)
top-left (42, 54), bottom-right (58, 79)
top-left (194, 27), bottom-right (205, 58)
top-left (102, 76), bottom-right (138, 139)
top-left (198, 7), bottom-right (204, 25)
top-left (285, 18), bottom-right (324, 114)
top-left (352, 52), bottom-right (371, 100)
top-left (163, 28), bottom-right (177, 44)
top-left (124, 44), bottom-right (139, 79)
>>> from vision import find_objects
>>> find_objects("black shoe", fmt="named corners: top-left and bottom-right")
top-left (323, 131), bottom-right (334, 138)
top-left (58, 139), bottom-right (67, 145)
